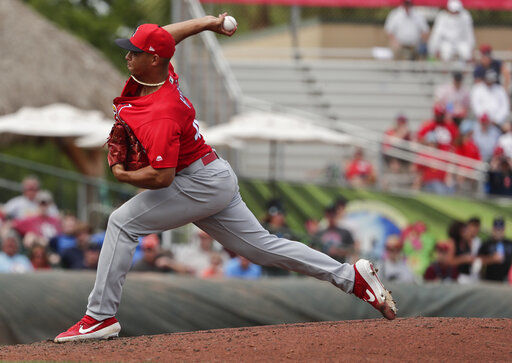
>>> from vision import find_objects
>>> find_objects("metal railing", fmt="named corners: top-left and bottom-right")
top-left (241, 96), bottom-right (488, 194)
top-left (171, 0), bottom-right (242, 125)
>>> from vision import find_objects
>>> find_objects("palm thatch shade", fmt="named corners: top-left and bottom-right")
top-left (0, 0), bottom-right (125, 117)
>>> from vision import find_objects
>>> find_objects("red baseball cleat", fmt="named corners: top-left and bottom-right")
top-left (353, 259), bottom-right (397, 320)
top-left (54, 315), bottom-right (121, 343)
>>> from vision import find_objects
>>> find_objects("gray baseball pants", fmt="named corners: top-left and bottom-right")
top-left (87, 157), bottom-right (355, 320)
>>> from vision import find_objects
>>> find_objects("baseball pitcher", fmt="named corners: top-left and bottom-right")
top-left (55, 14), bottom-right (396, 343)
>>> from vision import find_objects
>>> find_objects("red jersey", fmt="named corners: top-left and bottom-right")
top-left (417, 120), bottom-right (458, 151)
top-left (113, 64), bottom-right (212, 172)
top-left (346, 159), bottom-right (374, 180)
top-left (455, 140), bottom-right (481, 161)
top-left (415, 153), bottom-right (446, 184)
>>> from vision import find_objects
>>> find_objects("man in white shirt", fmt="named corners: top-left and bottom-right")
top-left (497, 122), bottom-right (512, 159)
top-left (434, 71), bottom-right (470, 118)
top-left (473, 114), bottom-right (502, 162)
top-left (2, 176), bottom-right (59, 220)
top-left (428, 0), bottom-right (475, 61)
top-left (471, 69), bottom-right (510, 127)
top-left (384, 0), bottom-right (429, 60)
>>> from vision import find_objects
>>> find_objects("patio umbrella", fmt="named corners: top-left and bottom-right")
top-left (206, 111), bottom-right (352, 193)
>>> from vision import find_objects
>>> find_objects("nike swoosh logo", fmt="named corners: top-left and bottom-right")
top-left (79, 322), bottom-right (102, 334)
top-left (365, 289), bottom-right (375, 303)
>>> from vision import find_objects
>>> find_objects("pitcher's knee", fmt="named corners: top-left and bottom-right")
top-left (107, 208), bottom-right (138, 241)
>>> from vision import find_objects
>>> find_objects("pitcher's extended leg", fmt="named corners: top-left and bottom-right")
top-left (195, 193), bottom-right (355, 293)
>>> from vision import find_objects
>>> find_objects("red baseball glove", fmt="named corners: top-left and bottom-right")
top-left (107, 121), bottom-right (150, 171)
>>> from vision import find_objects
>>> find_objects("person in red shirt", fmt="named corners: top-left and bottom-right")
top-left (55, 15), bottom-right (396, 343)
top-left (413, 132), bottom-right (454, 194)
top-left (454, 120), bottom-right (481, 192)
top-left (345, 147), bottom-right (376, 187)
top-left (417, 103), bottom-right (459, 151)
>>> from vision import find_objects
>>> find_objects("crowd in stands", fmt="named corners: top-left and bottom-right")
top-left (346, 46), bottom-right (512, 195)
top-left (0, 177), bottom-right (511, 285)
top-left (338, 0), bottom-right (511, 195)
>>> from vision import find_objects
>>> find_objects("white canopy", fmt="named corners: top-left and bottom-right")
top-left (205, 111), bottom-right (351, 145)
top-left (0, 103), bottom-right (112, 140)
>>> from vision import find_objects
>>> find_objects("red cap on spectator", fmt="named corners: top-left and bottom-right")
top-left (141, 234), bottom-right (160, 249)
top-left (480, 114), bottom-right (490, 124)
top-left (115, 24), bottom-right (175, 59)
top-left (494, 146), bottom-right (504, 156)
top-left (433, 103), bottom-right (446, 117)
top-left (479, 44), bottom-right (492, 55)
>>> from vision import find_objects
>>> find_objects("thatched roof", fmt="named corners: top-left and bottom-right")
top-left (0, 0), bottom-right (124, 116)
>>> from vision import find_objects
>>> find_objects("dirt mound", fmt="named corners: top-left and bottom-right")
top-left (1, 318), bottom-right (510, 362)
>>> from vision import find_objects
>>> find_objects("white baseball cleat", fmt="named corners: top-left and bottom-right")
top-left (352, 259), bottom-right (397, 320)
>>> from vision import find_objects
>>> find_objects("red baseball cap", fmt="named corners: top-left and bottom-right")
top-left (115, 24), bottom-right (175, 59)
top-left (479, 44), bottom-right (492, 55)
top-left (480, 113), bottom-right (490, 124)
top-left (433, 103), bottom-right (446, 117)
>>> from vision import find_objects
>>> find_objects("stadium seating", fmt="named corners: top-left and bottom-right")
top-left (230, 59), bottom-right (472, 132)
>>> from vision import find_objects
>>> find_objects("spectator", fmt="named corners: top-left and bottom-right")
top-left (201, 253), bottom-right (224, 279)
top-left (473, 114), bottom-right (502, 162)
top-left (434, 72), bottom-right (470, 120)
top-left (470, 69), bottom-right (510, 127)
top-left (12, 191), bottom-right (61, 241)
top-left (474, 44), bottom-right (510, 92)
top-left (171, 229), bottom-right (228, 277)
top-left (60, 223), bottom-right (93, 269)
top-left (261, 200), bottom-right (298, 276)
top-left (83, 243), bottom-right (102, 271)
top-left (496, 122), bottom-right (512, 160)
top-left (454, 120), bottom-right (481, 191)
top-left (49, 214), bottom-right (78, 255)
top-left (424, 241), bottom-right (459, 282)
top-left (132, 234), bottom-right (192, 274)
top-left (509, 264), bottom-right (512, 285)
top-left (29, 244), bottom-right (51, 270)
top-left (447, 221), bottom-right (474, 281)
top-left (478, 217), bottom-right (512, 282)
top-left (488, 149), bottom-right (512, 196)
top-left (455, 120), bottom-right (480, 161)
top-left (417, 103), bottom-right (458, 151)
top-left (412, 132), bottom-right (454, 194)
top-left (345, 148), bottom-right (376, 187)
top-left (466, 217), bottom-right (482, 256)
top-left (377, 235), bottom-right (415, 283)
top-left (315, 205), bottom-right (355, 263)
top-left (428, 0), bottom-right (474, 62)
top-left (224, 256), bottom-right (262, 280)
top-left (383, 114), bottom-right (411, 172)
top-left (0, 229), bottom-right (33, 273)
top-left (384, 0), bottom-right (429, 60)
top-left (2, 176), bottom-right (59, 220)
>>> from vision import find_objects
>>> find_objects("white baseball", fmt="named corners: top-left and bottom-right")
top-left (222, 16), bottom-right (237, 32)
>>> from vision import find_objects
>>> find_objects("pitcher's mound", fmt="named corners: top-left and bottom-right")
top-left (1, 317), bottom-right (511, 362)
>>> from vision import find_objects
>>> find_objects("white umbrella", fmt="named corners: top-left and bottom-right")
top-left (0, 103), bottom-right (112, 139)
top-left (206, 111), bottom-right (352, 191)
top-left (206, 111), bottom-right (351, 144)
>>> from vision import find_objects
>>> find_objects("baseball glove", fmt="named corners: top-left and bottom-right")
top-left (106, 121), bottom-right (150, 171)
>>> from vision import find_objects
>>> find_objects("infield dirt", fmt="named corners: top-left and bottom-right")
top-left (1, 317), bottom-right (511, 362)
